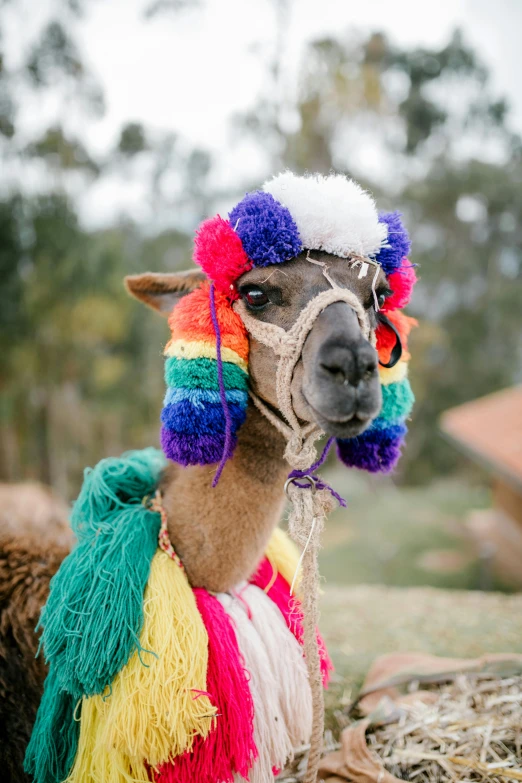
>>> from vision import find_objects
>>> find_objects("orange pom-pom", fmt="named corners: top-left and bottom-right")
top-left (168, 283), bottom-right (249, 361)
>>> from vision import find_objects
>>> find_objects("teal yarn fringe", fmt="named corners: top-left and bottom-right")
top-left (69, 446), bottom-right (166, 541)
top-left (24, 667), bottom-right (80, 783)
top-left (26, 448), bottom-right (166, 783)
top-left (38, 447), bottom-right (166, 698)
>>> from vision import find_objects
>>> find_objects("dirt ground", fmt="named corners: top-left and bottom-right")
top-left (319, 584), bottom-right (522, 695)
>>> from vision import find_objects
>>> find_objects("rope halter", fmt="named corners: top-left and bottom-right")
top-left (233, 260), bottom-right (377, 470)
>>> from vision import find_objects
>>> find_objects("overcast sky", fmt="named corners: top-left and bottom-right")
top-left (5, 0), bottom-right (522, 227)
top-left (78, 0), bottom-right (522, 150)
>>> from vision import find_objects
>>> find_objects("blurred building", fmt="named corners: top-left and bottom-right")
top-left (440, 387), bottom-right (522, 588)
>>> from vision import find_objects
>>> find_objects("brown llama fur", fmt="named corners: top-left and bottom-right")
top-left (0, 534), bottom-right (68, 782)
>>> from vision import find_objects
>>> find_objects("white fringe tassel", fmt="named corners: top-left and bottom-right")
top-left (218, 590), bottom-right (291, 783)
top-left (240, 584), bottom-right (312, 748)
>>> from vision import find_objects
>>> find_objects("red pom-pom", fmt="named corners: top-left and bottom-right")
top-left (194, 215), bottom-right (252, 295)
top-left (383, 261), bottom-right (417, 311)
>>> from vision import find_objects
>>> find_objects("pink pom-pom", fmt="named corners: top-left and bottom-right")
top-left (194, 215), bottom-right (252, 296)
top-left (383, 261), bottom-right (417, 311)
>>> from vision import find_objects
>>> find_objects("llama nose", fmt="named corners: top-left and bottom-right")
top-left (319, 340), bottom-right (377, 387)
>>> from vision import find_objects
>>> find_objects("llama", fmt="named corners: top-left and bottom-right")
top-left (0, 172), bottom-right (416, 783)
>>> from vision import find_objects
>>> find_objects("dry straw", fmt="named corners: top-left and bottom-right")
top-left (368, 674), bottom-right (522, 783)
top-left (277, 673), bottom-right (522, 783)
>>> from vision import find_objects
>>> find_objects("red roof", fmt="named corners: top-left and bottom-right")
top-left (440, 386), bottom-right (522, 492)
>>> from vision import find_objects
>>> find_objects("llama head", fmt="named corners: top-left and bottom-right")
top-left (126, 172), bottom-right (417, 476)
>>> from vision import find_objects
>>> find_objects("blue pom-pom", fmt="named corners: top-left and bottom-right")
top-left (163, 387), bottom-right (248, 408)
top-left (161, 399), bottom-right (247, 436)
top-left (229, 191), bottom-right (302, 267)
top-left (376, 212), bottom-right (411, 275)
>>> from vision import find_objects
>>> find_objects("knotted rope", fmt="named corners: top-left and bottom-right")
top-left (233, 265), bottom-right (376, 783)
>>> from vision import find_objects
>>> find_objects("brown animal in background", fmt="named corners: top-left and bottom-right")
top-left (0, 535), bottom-right (68, 781)
top-left (0, 482), bottom-right (73, 548)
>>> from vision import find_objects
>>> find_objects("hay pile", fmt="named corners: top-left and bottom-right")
top-left (367, 674), bottom-right (522, 782)
top-left (277, 673), bottom-right (522, 783)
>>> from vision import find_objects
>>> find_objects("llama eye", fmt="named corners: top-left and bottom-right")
top-left (376, 288), bottom-right (393, 309)
top-left (242, 286), bottom-right (269, 309)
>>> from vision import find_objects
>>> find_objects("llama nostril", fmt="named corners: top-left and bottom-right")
top-left (320, 362), bottom-right (347, 385)
top-left (359, 357), bottom-right (377, 381)
top-left (319, 342), bottom-right (377, 388)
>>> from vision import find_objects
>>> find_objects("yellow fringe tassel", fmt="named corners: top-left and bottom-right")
top-left (164, 338), bottom-right (248, 372)
top-left (67, 697), bottom-right (150, 783)
top-left (378, 359), bottom-right (408, 385)
top-left (265, 527), bottom-right (301, 591)
top-left (68, 551), bottom-right (215, 782)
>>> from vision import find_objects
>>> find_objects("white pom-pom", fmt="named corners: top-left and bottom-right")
top-left (264, 171), bottom-right (387, 258)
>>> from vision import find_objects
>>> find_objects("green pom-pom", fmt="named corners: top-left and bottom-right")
top-left (380, 378), bottom-right (415, 422)
top-left (165, 356), bottom-right (248, 392)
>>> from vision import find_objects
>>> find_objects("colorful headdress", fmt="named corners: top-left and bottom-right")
top-left (161, 172), bottom-right (417, 476)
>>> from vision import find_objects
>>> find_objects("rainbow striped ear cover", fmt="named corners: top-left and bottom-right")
top-left (160, 172), bottom-right (416, 473)
top-left (161, 284), bottom-right (249, 466)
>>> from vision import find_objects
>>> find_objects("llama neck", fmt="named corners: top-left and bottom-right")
top-left (160, 404), bottom-right (288, 593)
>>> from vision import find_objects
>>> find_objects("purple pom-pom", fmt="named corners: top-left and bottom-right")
top-left (336, 422), bottom-right (406, 473)
top-left (229, 191), bottom-right (302, 267)
top-left (377, 212), bottom-right (411, 276)
top-left (161, 427), bottom-right (234, 467)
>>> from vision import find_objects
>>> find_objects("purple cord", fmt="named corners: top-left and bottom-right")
top-left (312, 479), bottom-right (347, 508)
top-left (209, 283), bottom-right (235, 487)
top-left (288, 438), bottom-right (347, 508)
top-left (288, 437), bottom-right (334, 479)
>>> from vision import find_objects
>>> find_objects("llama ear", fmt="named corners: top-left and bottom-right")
top-left (124, 269), bottom-right (207, 316)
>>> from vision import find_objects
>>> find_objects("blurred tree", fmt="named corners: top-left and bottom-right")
top-left (26, 21), bottom-right (84, 85)
top-left (0, 0), bottom-right (200, 496)
top-left (25, 19), bottom-right (105, 116)
top-left (118, 123), bottom-right (148, 156)
top-left (402, 157), bottom-right (522, 481)
top-left (27, 126), bottom-right (99, 174)
top-left (143, 0), bottom-right (202, 19)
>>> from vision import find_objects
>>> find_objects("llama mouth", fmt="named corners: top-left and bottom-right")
top-left (302, 394), bottom-right (374, 438)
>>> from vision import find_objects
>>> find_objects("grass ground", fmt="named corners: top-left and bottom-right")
top-left (312, 469), bottom-right (521, 712)
top-left (316, 467), bottom-right (507, 591)
top-left (318, 584), bottom-right (522, 724)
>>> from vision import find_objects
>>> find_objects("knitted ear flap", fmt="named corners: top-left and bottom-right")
top-left (160, 282), bottom-right (249, 467)
top-left (337, 213), bottom-right (417, 473)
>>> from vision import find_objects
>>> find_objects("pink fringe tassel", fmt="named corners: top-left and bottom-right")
top-left (155, 588), bottom-right (257, 783)
top-left (249, 558), bottom-right (334, 687)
